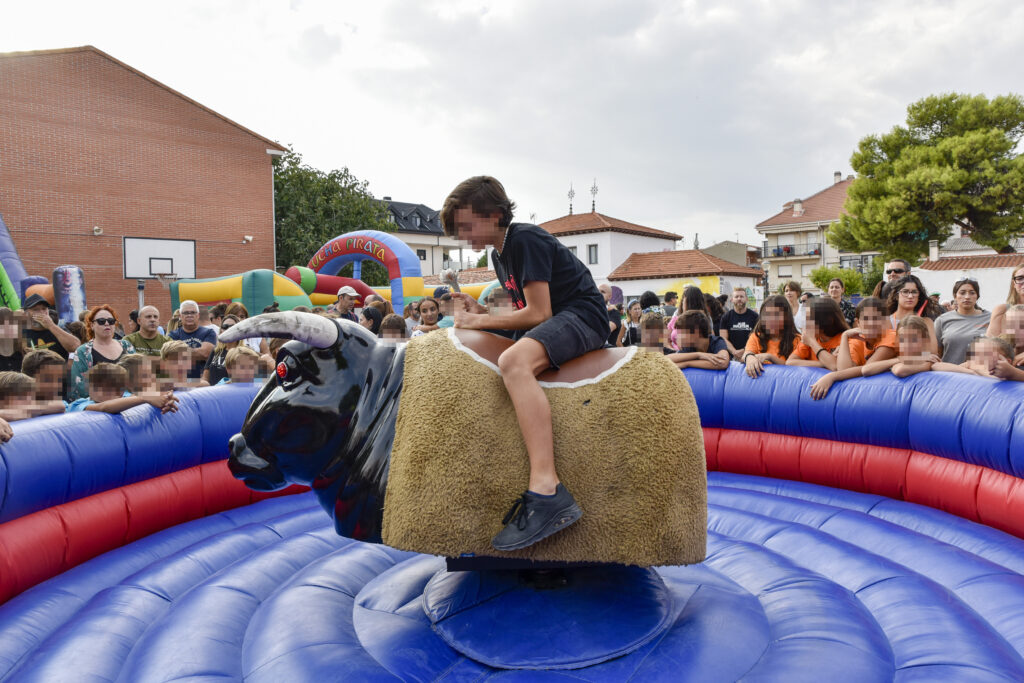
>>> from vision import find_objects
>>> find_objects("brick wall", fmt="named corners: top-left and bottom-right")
top-left (0, 47), bottom-right (281, 322)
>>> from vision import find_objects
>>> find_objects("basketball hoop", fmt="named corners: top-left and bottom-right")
top-left (153, 273), bottom-right (179, 289)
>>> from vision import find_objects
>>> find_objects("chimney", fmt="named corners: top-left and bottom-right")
top-left (792, 198), bottom-right (804, 217)
top-left (834, 171), bottom-right (842, 184)
top-left (928, 239), bottom-right (939, 262)
top-left (847, 175), bottom-right (854, 181)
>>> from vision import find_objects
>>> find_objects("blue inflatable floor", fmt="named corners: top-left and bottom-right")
top-left (4, 472), bottom-right (1024, 681)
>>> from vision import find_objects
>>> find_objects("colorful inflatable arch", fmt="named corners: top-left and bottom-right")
top-left (308, 230), bottom-right (422, 309)
top-left (170, 269), bottom-right (311, 313)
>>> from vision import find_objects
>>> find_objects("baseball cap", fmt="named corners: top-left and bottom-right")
top-left (433, 286), bottom-right (450, 298)
top-left (337, 286), bottom-right (358, 297)
top-left (23, 293), bottom-right (51, 309)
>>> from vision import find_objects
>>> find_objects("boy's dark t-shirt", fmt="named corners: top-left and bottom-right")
top-left (491, 223), bottom-right (607, 339)
top-left (719, 308), bottom-right (759, 350)
top-left (0, 351), bottom-right (23, 372)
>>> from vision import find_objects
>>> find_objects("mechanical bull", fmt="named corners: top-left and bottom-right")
top-left (223, 312), bottom-right (708, 566)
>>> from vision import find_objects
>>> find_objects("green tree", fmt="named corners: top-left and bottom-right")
top-left (273, 147), bottom-right (394, 286)
top-left (476, 252), bottom-right (488, 268)
top-left (808, 265), bottom-right (865, 295)
top-left (828, 93), bottom-right (1024, 260)
top-left (861, 257), bottom-right (885, 297)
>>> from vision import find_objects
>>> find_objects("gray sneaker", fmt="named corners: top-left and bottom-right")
top-left (491, 484), bottom-right (583, 551)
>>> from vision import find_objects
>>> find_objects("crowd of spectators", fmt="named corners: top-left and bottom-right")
top-left (1, 262), bottom-right (1021, 444)
top-left (603, 260), bottom-right (1024, 390)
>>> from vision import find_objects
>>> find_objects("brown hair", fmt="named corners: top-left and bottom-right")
top-left (380, 313), bottom-right (407, 335)
top-left (887, 275), bottom-right (943, 319)
top-left (751, 295), bottom-right (800, 359)
top-left (86, 363), bottom-right (128, 392)
top-left (84, 305), bottom-right (119, 341)
top-left (783, 280), bottom-right (802, 295)
top-left (674, 310), bottom-right (711, 337)
top-left (640, 310), bottom-right (665, 330)
top-left (21, 348), bottom-right (65, 377)
top-left (224, 302), bottom-right (250, 320)
top-left (0, 308), bottom-right (27, 353)
top-left (440, 176), bottom-right (516, 236)
top-left (0, 371), bottom-right (35, 401)
top-left (855, 296), bottom-right (887, 320)
top-left (807, 297), bottom-right (849, 338)
top-left (118, 354), bottom-right (153, 393)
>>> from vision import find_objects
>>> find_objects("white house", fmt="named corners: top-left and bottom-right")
top-left (530, 211), bottom-right (683, 285)
top-left (918, 240), bottom-right (1024, 310)
top-left (383, 198), bottom-right (467, 277)
top-left (755, 172), bottom-right (881, 293)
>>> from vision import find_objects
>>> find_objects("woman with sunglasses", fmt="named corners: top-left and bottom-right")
top-left (201, 315), bottom-right (242, 386)
top-left (67, 305), bottom-right (136, 401)
top-left (985, 265), bottom-right (1024, 337)
top-left (885, 274), bottom-right (942, 356)
top-left (934, 278), bottom-right (990, 364)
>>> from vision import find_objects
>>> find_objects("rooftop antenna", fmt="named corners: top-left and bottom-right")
top-left (590, 178), bottom-right (598, 212)
top-left (529, 212), bottom-right (537, 224)
top-left (568, 183), bottom-right (575, 216)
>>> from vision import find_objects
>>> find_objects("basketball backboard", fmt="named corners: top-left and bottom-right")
top-left (123, 237), bottom-right (196, 280)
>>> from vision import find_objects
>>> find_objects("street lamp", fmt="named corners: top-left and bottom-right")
top-left (762, 260), bottom-right (770, 302)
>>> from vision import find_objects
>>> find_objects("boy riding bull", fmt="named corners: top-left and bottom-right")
top-left (441, 176), bottom-right (610, 551)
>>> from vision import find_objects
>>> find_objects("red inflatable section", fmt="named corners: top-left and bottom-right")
top-left (705, 428), bottom-right (1024, 539)
top-left (282, 267), bottom-right (376, 303)
top-left (0, 461), bottom-right (307, 604)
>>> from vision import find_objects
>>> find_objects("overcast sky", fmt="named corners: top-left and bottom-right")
top-left (4, 0), bottom-right (1024, 249)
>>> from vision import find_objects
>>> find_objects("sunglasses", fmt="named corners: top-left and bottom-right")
top-left (221, 323), bottom-right (234, 331)
top-left (93, 318), bottom-right (117, 326)
top-left (885, 268), bottom-right (906, 275)
top-left (1013, 275), bottom-right (1024, 284)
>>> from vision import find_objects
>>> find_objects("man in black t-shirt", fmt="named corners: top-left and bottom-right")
top-left (442, 176), bottom-right (606, 553)
top-left (718, 288), bottom-right (759, 360)
top-left (21, 294), bottom-right (81, 361)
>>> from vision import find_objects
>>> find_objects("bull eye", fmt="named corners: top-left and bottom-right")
top-left (276, 362), bottom-right (288, 379)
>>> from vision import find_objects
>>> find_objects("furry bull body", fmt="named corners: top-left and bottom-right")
top-left (225, 314), bottom-right (707, 565)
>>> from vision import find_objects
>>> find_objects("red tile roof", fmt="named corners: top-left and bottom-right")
top-left (608, 250), bottom-right (765, 281)
top-left (756, 179), bottom-right (853, 228)
top-left (423, 268), bottom-right (497, 285)
top-left (540, 212), bottom-right (682, 241)
top-left (918, 254), bottom-right (1024, 271)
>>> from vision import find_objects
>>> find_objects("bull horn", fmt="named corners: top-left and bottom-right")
top-left (218, 311), bottom-right (339, 349)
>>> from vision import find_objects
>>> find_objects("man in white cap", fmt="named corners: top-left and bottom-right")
top-left (335, 286), bottom-right (359, 323)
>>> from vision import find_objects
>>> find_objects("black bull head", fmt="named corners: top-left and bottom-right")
top-left (221, 312), bottom-right (404, 543)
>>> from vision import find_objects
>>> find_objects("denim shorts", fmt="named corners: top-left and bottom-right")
top-left (523, 310), bottom-right (607, 369)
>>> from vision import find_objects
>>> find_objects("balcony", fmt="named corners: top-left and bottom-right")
top-left (761, 242), bottom-right (822, 258)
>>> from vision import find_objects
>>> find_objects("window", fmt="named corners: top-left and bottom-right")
top-left (777, 265), bottom-right (793, 278)
top-left (413, 215), bottom-right (421, 227)
top-left (801, 264), bottom-right (814, 277)
top-left (417, 249), bottom-right (427, 261)
top-left (588, 244), bottom-right (598, 264)
top-left (568, 246), bottom-right (577, 256)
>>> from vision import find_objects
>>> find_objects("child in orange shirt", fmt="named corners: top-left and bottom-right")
top-left (787, 298), bottom-right (849, 370)
top-left (837, 297), bottom-right (898, 370)
top-left (744, 295), bottom-right (800, 378)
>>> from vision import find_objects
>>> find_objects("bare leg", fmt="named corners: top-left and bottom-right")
top-left (497, 338), bottom-right (558, 495)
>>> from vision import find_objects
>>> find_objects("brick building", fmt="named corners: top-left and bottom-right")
top-left (0, 45), bottom-right (285, 321)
